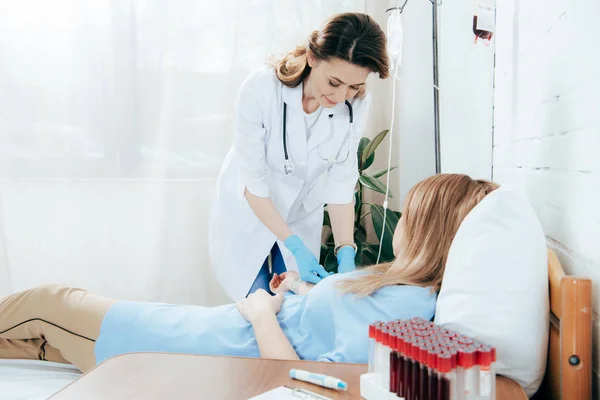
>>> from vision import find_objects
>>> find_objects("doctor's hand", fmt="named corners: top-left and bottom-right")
top-left (284, 235), bottom-right (332, 284)
top-left (237, 289), bottom-right (284, 324)
top-left (336, 246), bottom-right (357, 274)
top-left (269, 271), bottom-right (300, 294)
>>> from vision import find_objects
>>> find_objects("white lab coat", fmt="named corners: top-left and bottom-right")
top-left (209, 66), bottom-right (372, 301)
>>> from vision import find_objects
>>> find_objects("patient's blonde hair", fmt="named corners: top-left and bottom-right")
top-left (337, 174), bottom-right (499, 297)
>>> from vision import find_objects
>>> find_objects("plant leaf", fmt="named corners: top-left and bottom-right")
top-left (365, 243), bottom-right (394, 264)
top-left (325, 233), bottom-right (334, 246)
top-left (357, 137), bottom-right (370, 171)
top-left (319, 244), bottom-right (329, 265)
top-left (361, 129), bottom-right (389, 166)
top-left (359, 175), bottom-right (393, 198)
top-left (370, 204), bottom-right (400, 261)
top-left (355, 235), bottom-right (363, 261)
top-left (371, 166), bottom-right (398, 179)
top-left (324, 248), bottom-right (338, 273)
top-left (363, 152), bottom-right (375, 170)
top-left (323, 210), bottom-right (331, 228)
top-left (362, 247), bottom-right (378, 266)
top-left (355, 224), bottom-right (367, 243)
top-left (354, 191), bottom-right (362, 221)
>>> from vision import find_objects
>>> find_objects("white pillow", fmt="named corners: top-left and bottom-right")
top-left (434, 186), bottom-right (549, 397)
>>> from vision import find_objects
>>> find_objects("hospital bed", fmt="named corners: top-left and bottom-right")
top-left (0, 359), bottom-right (81, 400)
top-left (1, 249), bottom-right (592, 399)
top-left (533, 249), bottom-right (592, 399)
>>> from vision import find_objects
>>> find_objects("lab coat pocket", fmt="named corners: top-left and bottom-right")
top-left (302, 174), bottom-right (328, 213)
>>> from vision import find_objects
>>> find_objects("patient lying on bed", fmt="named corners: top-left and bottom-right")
top-left (0, 174), bottom-right (498, 373)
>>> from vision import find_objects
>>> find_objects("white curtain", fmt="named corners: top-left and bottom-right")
top-left (0, 0), bottom-right (367, 305)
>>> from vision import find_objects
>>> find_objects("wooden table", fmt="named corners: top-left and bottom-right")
top-left (49, 353), bottom-right (527, 399)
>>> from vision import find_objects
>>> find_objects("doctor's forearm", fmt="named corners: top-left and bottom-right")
top-left (328, 203), bottom-right (355, 244)
top-left (244, 189), bottom-right (293, 241)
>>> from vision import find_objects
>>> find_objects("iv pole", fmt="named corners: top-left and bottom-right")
top-left (387, 0), bottom-right (442, 174)
top-left (432, 0), bottom-right (441, 174)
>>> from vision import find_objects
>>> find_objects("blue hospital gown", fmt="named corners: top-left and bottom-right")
top-left (94, 271), bottom-right (436, 365)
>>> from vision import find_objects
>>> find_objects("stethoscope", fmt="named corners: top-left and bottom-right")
top-left (282, 100), bottom-right (354, 175)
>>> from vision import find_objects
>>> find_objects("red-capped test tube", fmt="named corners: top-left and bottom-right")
top-left (476, 344), bottom-right (497, 400)
top-left (389, 332), bottom-right (400, 393)
top-left (427, 349), bottom-right (439, 400)
top-left (457, 345), bottom-right (477, 399)
top-left (381, 326), bottom-right (394, 390)
top-left (437, 352), bottom-right (455, 400)
top-left (368, 322), bottom-right (377, 374)
top-left (372, 319), bottom-right (497, 400)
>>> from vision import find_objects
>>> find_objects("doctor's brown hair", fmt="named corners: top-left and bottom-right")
top-left (272, 13), bottom-right (389, 98)
top-left (336, 174), bottom-right (499, 296)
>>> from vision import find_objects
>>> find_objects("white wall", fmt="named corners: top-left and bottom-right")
top-left (439, 0), bottom-right (494, 179)
top-left (0, 180), bottom-right (230, 306)
top-left (494, 0), bottom-right (600, 394)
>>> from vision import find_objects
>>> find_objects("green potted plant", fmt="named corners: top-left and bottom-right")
top-left (320, 129), bottom-right (401, 272)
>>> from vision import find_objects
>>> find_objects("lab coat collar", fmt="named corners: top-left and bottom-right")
top-left (281, 82), bottom-right (347, 157)
top-left (281, 84), bottom-right (308, 168)
top-left (282, 83), bottom-right (303, 111)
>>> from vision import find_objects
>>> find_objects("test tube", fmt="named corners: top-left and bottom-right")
top-left (427, 349), bottom-right (439, 400)
top-left (476, 345), bottom-right (496, 400)
top-left (458, 345), bottom-right (477, 399)
top-left (404, 335), bottom-right (417, 400)
top-left (418, 344), bottom-right (433, 400)
top-left (455, 346), bottom-right (465, 399)
top-left (412, 338), bottom-right (427, 400)
top-left (446, 347), bottom-right (460, 400)
top-left (368, 323), bottom-right (377, 374)
top-left (437, 352), bottom-right (454, 400)
top-left (396, 333), bottom-right (407, 398)
top-left (382, 326), bottom-right (393, 390)
top-left (390, 332), bottom-right (399, 393)
top-left (413, 342), bottom-right (423, 400)
top-left (374, 322), bottom-right (385, 386)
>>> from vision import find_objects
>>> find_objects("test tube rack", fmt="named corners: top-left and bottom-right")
top-left (360, 317), bottom-right (497, 400)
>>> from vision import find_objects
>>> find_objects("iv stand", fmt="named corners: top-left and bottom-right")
top-left (387, 0), bottom-right (442, 174)
top-left (432, 0), bottom-right (441, 174)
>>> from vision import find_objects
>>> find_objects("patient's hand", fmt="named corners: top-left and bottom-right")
top-left (237, 289), bottom-right (284, 324)
top-left (269, 271), bottom-right (300, 294)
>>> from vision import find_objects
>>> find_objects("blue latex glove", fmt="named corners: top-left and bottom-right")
top-left (336, 246), bottom-right (357, 274)
top-left (284, 235), bottom-right (331, 284)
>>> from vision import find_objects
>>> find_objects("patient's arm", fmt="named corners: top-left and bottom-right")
top-left (270, 271), bottom-right (314, 296)
top-left (252, 313), bottom-right (300, 360)
top-left (236, 290), bottom-right (299, 360)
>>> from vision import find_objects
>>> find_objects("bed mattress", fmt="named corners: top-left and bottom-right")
top-left (0, 359), bottom-right (80, 400)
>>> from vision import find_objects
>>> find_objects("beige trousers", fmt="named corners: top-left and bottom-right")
top-left (0, 284), bottom-right (116, 372)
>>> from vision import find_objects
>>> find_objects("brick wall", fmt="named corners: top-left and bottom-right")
top-left (493, 0), bottom-right (600, 394)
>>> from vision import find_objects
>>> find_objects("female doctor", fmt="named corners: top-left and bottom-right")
top-left (209, 12), bottom-right (389, 301)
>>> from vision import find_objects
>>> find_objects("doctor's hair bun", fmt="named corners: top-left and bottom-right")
top-left (310, 13), bottom-right (389, 80)
top-left (271, 12), bottom-right (389, 93)
top-left (307, 29), bottom-right (319, 47)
